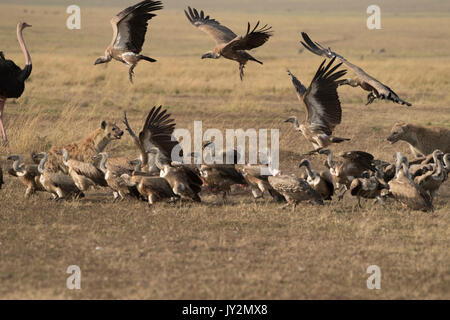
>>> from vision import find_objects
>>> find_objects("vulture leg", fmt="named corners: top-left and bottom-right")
top-left (128, 64), bottom-right (137, 83)
top-left (375, 196), bottom-right (386, 207)
top-left (239, 63), bottom-right (245, 81)
top-left (279, 202), bottom-right (291, 210)
top-left (0, 97), bottom-right (7, 142)
top-left (292, 202), bottom-right (297, 212)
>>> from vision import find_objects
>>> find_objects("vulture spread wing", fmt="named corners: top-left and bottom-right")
top-left (184, 7), bottom-right (237, 45)
top-left (302, 57), bottom-right (347, 135)
top-left (223, 21), bottom-right (273, 51)
top-left (286, 69), bottom-right (307, 101)
top-left (300, 32), bottom-right (411, 106)
top-left (139, 106), bottom-right (180, 160)
top-left (110, 0), bottom-right (163, 53)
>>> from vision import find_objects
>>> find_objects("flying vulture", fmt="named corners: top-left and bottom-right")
top-left (301, 32), bottom-right (411, 106)
top-left (184, 7), bottom-right (273, 80)
top-left (94, 0), bottom-right (163, 83)
top-left (285, 57), bottom-right (350, 155)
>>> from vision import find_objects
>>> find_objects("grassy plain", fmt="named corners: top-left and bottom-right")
top-left (0, 1), bottom-right (449, 299)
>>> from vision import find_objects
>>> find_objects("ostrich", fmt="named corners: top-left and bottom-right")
top-left (0, 22), bottom-right (32, 143)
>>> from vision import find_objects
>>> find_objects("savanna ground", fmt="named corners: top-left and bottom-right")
top-left (0, 0), bottom-right (449, 299)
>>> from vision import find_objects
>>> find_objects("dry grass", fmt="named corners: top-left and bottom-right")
top-left (0, 1), bottom-right (449, 299)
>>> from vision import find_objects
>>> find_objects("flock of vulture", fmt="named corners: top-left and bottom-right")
top-left (0, 1), bottom-right (448, 212)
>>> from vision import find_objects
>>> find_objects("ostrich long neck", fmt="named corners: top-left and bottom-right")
top-left (17, 24), bottom-right (32, 81)
top-left (17, 25), bottom-right (31, 66)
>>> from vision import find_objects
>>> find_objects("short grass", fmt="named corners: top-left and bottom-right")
top-left (0, 1), bottom-right (449, 299)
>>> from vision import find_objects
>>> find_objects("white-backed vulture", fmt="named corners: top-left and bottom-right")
top-left (373, 159), bottom-right (396, 183)
top-left (137, 106), bottom-right (203, 202)
top-left (285, 57), bottom-right (350, 155)
top-left (349, 171), bottom-right (389, 208)
top-left (36, 152), bottom-right (84, 200)
top-left (413, 150), bottom-right (446, 200)
top-left (94, 0), bottom-right (163, 83)
top-left (298, 159), bottom-right (334, 200)
top-left (94, 152), bottom-right (141, 201)
top-left (301, 32), bottom-right (411, 106)
top-left (152, 148), bottom-right (202, 202)
top-left (240, 164), bottom-right (285, 202)
top-left (199, 164), bottom-right (247, 201)
top-left (268, 173), bottom-right (323, 211)
top-left (388, 153), bottom-right (433, 212)
top-left (7, 154), bottom-right (45, 197)
top-left (184, 6), bottom-right (273, 80)
top-left (319, 149), bottom-right (376, 198)
top-left (122, 174), bottom-right (176, 206)
top-left (57, 149), bottom-right (107, 192)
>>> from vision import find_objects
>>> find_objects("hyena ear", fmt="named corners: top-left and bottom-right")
top-left (101, 120), bottom-right (107, 130)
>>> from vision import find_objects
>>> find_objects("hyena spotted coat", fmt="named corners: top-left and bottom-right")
top-left (45, 121), bottom-right (124, 172)
top-left (387, 122), bottom-right (450, 158)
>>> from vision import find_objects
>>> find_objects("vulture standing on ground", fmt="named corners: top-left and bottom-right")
top-left (94, 0), bottom-right (163, 83)
top-left (94, 152), bottom-right (142, 202)
top-left (301, 32), bottom-right (411, 106)
top-left (268, 172), bottom-right (324, 211)
top-left (388, 152), bottom-right (433, 212)
top-left (138, 106), bottom-right (203, 202)
top-left (240, 164), bottom-right (285, 202)
top-left (349, 171), bottom-right (389, 208)
top-left (319, 149), bottom-right (376, 198)
top-left (7, 154), bottom-right (45, 197)
top-left (0, 22), bottom-right (32, 143)
top-left (184, 7), bottom-right (273, 80)
top-left (285, 57), bottom-right (350, 155)
top-left (199, 164), bottom-right (247, 202)
top-left (57, 149), bottom-right (107, 192)
top-left (36, 153), bottom-right (84, 200)
top-left (298, 159), bottom-right (334, 200)
top-left (121, 171), bottom-right (176, 207)
top-left (413, 150), bottom-right (446, 200)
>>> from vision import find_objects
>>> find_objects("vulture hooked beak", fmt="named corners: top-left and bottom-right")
top-left (284, 117), bottom-right (294, 123)
top-left (94, 57), bottom-right (104, 65)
